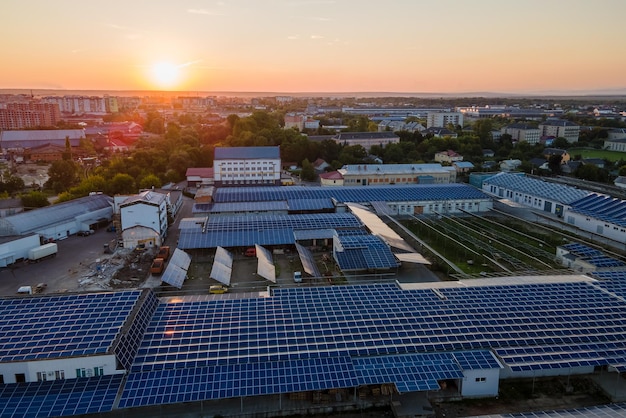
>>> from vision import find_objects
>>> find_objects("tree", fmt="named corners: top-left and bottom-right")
top-left (301, 159), bottom-right (316, 182)
top-left (62, 136), bottom-right (72, 161)
top-left (21, 191), bottom-right (50, 209)
top-left (108, 173), bottom-right (136, 195)
top-left (551, 137), bottom-right (570, 149)
top-left (47, 160), bottom-right (78, 193)
top-left (139, 174), bottom-right (162, 190)
top-left (548, 154), bottom-right (562, 174)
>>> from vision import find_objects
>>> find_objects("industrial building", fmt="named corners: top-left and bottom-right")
top-left (3, 273), bottom-right (626, 417)
top-left (0, 194), bottom-right (113, 243)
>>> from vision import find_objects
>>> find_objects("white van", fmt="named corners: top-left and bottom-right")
top-left (293, 271), bottom-right (302, 283)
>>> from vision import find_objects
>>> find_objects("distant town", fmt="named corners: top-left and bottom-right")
top-left (2, 91), bottom-right (626, 418)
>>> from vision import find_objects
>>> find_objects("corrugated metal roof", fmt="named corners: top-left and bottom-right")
top-left (0, 194), bottom-right (112, 235)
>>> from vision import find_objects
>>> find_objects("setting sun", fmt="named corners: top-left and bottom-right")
top-left (150, 62), bottom-right (180, 88)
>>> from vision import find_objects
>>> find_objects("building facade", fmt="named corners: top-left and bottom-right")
top-left (328, 164), bottom-right (457, 187)
top-left (538, 119), bottom-right (580, 143)
top-left (118, 191), bottom-right (169, 249)
top-left (426, 111), bottom-right (464, 128)
top-left (213, 146), bottom-right (281, 187)
top-left (501, 123), bottom-right (541, 144)
top-left (0, 102), bottom-right (61, 130)
top-left (333, 132), bottom-right (400, 150)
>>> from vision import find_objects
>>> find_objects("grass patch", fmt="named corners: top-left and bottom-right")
top-left (569, 148), bottom-right (626, 162)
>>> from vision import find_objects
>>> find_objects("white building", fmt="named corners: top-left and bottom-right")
top-left (333, 132), bottom-right (400, 150)
top-left (538, 119), bottom-right (580, 143)
top-left (501, 123), bottom-right (541, 145)
top-left (118, 191), bottom-right (169, 249)
top-left (482, 172), bottom-right (588, 216)
top-left (0, 234), bottom-right (40, 267)
top-left (213, 146), bottom-right (281, 187)
top-left (427, 111), bottom-right (464, 128)
top-left (335, 163), bottom-right (456, 186)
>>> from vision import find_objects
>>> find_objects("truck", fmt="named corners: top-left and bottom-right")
top-left (28, 243), bottom-right (58, 262)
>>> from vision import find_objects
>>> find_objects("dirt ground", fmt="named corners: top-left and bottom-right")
top-left (13, 162), bottom-right (50, 187)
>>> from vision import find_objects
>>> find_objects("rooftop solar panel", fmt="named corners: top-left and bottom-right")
top-left (0, 291), bottom-right (141, 362)
top-left (210, 247), bottom-right (234, 285)
top-left (484, 172), bottom-right (589, 204)
top-left (0, 375), bottom-right (124, 418)
top-left (295, 243), bottom-right (322, 278)
top-left (213, 183), bottom-right (491, 204)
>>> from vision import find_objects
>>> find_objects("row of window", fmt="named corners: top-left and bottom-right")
top-left (221, 167), bottom-right (276, 172)
top-left (76, 367), bottom-right (104, 378)
top-left (36, 370), bottom-right (66, 381)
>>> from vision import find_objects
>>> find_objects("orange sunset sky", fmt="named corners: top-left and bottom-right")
top-left (1, 0), bottom-right (625, 94)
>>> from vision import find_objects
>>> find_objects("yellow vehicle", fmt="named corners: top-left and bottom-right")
top-left (209, 285), bottom-right (228, 294)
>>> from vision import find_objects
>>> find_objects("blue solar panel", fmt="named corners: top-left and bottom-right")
top-left (560, 243), bottom-right (603, 257)
top-left (0, 375), bottom-right (124, 417)
top-left (120, 356), bottom-right (357, 408)
top-left (570, 193), bottom-right (626, 228)
top-left (334, 235), bottom-right (398, 271)
top-left (352, 352), bottom-right (464, 392)
top-left (453, 350), bottom-right (502, 370)
top-left (128, 278), bottom-right (626, 386)
top-left (213, 183), bottom-right (491, 204)
top-left (0, 291), bottom-right (141, 362)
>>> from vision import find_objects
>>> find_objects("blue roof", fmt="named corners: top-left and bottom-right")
top-left (107, 278), bottom-right (626, 408)
top-left (483, 172), bottom-right (589, 204)
top-left (569, 193), bottom-right (626, 227)
top-left (0, 375), bottom-right (124, 417)
top-left (213, 183), bottom-right (492, 204)
top-left (214, 146), bottom-right (280, 160)
top-left (0, 290), bottom-right (142, 362)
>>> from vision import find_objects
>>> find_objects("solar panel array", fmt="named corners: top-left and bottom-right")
top-left (120, 355), bottom-right (356, 408)
top-left (204, 201), bottom-right (289, 214)
top-left (287, 198), bottom-right (335, 211)
top-left (178, 213), bottom-right (365, 249)
top-left (0, 375), bottom-right (124, 418)
top-left (210, 247), bottom-right (233, 285)
top-left (255, 244), bottom-right (276, 283)
top-left (334, 235), bottom-right (399, 271)
top-left (560, 243), bottom-right (603, 258)
top-left (161, 249), bottom-right (192, 289)
top-left (583, 256), bottom-right (625, 268)
top-left (213, 183), bottom-right (491, 204)
top-left (569, 193), bottom-right (626, 227)
top-left (0, 291), bottom-right (141, 362)
top-left (484, 172), bottom-right (589, 204)
top-left (295, 243), bottom-right (321, 278)
top-left (129, 280), bottom-right (626, 389)
top-left (352, 352), bottom-right (465, 393)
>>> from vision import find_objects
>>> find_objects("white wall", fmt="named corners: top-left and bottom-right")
top-left (0, 354), bottom-right (121, 384)
top-left (0, 234), bottom-right (40, 266)
top-left (564, 210), bottom-right (626, 244)
top-left (461, 368), bottom-right (500, 397)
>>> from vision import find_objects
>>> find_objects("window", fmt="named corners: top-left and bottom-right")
top-left (37, 372), bottom-right (47, 381)
top-left (475, 377), bottom-right (486, 382)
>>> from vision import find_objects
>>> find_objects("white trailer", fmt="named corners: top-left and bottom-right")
top-left (27, 243), bottom-right (58, 262)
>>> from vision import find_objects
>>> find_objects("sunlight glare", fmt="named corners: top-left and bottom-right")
top-left (151, 62), bottom-right (180, 88)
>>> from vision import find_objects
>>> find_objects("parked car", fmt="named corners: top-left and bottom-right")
top-left (77, 230), bottom-right (94, 236)
top-left (245, 247), bottom-right (256, 257)
top-left (34, 283), bottom-right (47, 293)
top-left (209, 285), bottom-right (228, 294)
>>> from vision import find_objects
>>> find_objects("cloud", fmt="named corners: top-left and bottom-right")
top-left (104, 23), bottom-right (144, 40)
top-left (310, 35), bottom-right (324, 39)
top-left (187, 8), bottom-right (223, 16)
top-left (177, 60), bottom-right (203, 68)
top-left (287, 35), bottom-right (300, 40)
top-left (309, 16), bottom-right (331, 22)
